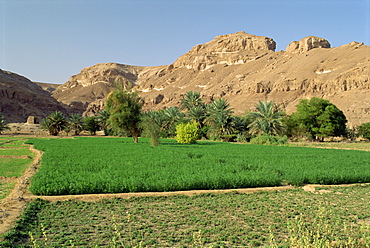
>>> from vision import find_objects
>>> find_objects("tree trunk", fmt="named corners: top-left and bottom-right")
top-left (132, 136), bottom-right (139, 143)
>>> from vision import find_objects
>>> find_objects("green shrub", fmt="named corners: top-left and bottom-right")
top-left (175, 121), bottom-right (199, 144)
top-left (358, 122), bottom-right (370, 140)
top-left (250, 134), bottom-right (288, 145)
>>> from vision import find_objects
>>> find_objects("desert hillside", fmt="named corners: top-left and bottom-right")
top-left (1, 31), bottom-right (369, 126)
top-left (0, 69), bottom-right (67, 122)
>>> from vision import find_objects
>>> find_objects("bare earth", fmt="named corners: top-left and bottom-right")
top-left (0, 144), bottom-right (369, 236)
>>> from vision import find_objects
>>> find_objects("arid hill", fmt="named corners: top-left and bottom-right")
top-left (0, 69), bottom-right (67, 123)
top-left (2, 32), bottom-right (369, 126)
top-left (57, 32), bottom-right (369, 126)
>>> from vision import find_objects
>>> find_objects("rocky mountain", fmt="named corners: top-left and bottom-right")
top-left (138, 33), bottom-right (370, 126)
top-left (2, 31), bottom-right (369, 126)
top-left (0, 69), bottom-right (68, 123)
top-left (81, 32), bottom-right (369, 126)
top-left (52, 63), bottom-right (165, 114)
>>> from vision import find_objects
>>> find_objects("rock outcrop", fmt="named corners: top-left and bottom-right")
top-left (172, 31), bottom-right (276, 70)
top-left (52, 63), bottom-right (152, 113)
top-left (0, 69), bottom-right (68, 122)
top-left (286, 36), bottom-right (331, 53)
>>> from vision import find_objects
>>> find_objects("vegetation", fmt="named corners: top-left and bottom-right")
top-left (40, 111), bottom-right (68, 136)
top-left (83, 116), bottom-right (100, 135)
top-left (161, 106), bottom-right (186, 137)
top-left (68, 113), bottom-right (84, 135)
top-left (25, 137), bottom-right (370, 195)
top-left (140, 114), bottom-right (161, 146)
top-left (250, 134), bottom-right (288, 145)
top-left (105, 90), bottom-right (143, 143)
top-left (175, 121), bottom-right (199, 144)
top-left (2, 185), bottom-right (369, 247)
top-left (97, 110), bottom-right (110, 135)
top-left (0, 113), bottom-right (10, 134)
top-left (289, 141), bottom-right (370, 151)
top-left (247, 100), bottom-right (285, 136)
top-left (0, 137), bottom-right (34, 200)
top-left (289, 97), bottom-right (348, 141)
top-left (205, 98), bottom-right (235, 140)
top-left (358, 122), bottom-right (370, 140)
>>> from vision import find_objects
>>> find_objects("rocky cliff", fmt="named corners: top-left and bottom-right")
top-left (72, 32), bottom-right (370, 126)
top-left (0, 69), bottom-right (67, 122)
top-left (133, 33), bottom-right (370, 126)
top-left (3, 31), bottom-right (369, 126)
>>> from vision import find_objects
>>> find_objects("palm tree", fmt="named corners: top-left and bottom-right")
top-left (205, 98), bottom-right (235, 139)
top-left (162, 106), bottom-right (186, 137)
top-left (69, 113), bottom-right (84, 135)
top-left (41, 111), bottom-right (67, 136)
top-left (0, 113), bottom-right (10, 134)
top-left (97, 110), bottom-right (110, 135)
top-left (84, 116), bottom-right (100, 135)
top-left (247, 100), bottom-right (285, 136)
top-left (180, 91), bottom-right (204, 111)
top-left (180, 91), bottom-right (208, 133)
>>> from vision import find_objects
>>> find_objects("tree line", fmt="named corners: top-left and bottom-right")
top-left (1, 89), bottom-right (370, 144)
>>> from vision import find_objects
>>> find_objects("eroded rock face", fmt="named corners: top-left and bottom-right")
top-left (16, 31), bottom-right (369, 126)
top-left (133, 34), bottom-right (369, 126)
top-left (286, 36), bottom-right (331, 53)
top-left (172, 31), bottom-right (276, 70)
top-left (0, 69), bottom-right (67, 122)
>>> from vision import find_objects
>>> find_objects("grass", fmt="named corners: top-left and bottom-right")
top-left (0, 137), bottom-right (34, 200)
top-left (290, 141), bottom-right (370, 151)
top-left (1, 184), bottom-right (369, 247)
top-left (0, 158), bottom-right (34, 177)
top-left (0, 182), bottom-right (14, 201)
top-left (0, 148), bottom-right (34, 157)
top-left (26, 137), bottom-right (370, 195)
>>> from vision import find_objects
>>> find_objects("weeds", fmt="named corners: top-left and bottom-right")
top-left (2, 186), bottom-right (370, 247)
top-left (284, 207), bottom-right (370, 247)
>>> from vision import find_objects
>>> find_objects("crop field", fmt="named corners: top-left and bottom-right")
top-left (289, 141), bottom-right (370, 151)
top-left (2, 185), bottom-right (370, 247)
top-left (0, 137), bottom-right (35, 200)
top-left (26, 137), bottom-right (370, 196)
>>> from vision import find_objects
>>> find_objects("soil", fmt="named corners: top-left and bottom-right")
top-left (0, 143), bottom-right (369, 237)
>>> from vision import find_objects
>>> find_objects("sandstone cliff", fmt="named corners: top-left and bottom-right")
top-left (0, 69), bottom-right (67, 122)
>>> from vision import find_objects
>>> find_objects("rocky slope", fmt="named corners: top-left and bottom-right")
top-left (52, 63), bottom-right (164, 114)
top-left (79, 32), bottom-right (369, 126)
top-left (3, 31), bottom-right (369, 126)
top-left (0, 69), bottom-right (67, 123)
top-left (133, 33), bottom-right (370, 126)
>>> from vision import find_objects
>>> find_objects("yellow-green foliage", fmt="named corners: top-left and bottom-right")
top-left (175, 121), bottom-right (199, 144)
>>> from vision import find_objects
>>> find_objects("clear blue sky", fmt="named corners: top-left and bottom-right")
top-left (1, 0), bottom-right (369, 84)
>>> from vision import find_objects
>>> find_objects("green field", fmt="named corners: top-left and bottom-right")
top-left (2, 185), bottom-right (370, 247)
top-left (0, 137), bottom-right (34, 200)
top-left (26, 137), bottom-right (370, 196)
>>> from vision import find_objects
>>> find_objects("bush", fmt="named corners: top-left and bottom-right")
top-left (175, 121), bottom-right (199, 144)
top-left (358, 122), bottom-right (370, 140)
top-left (250, 134), bottom-right (288, 145)
top-left (140, 115), bottom-right (160, 146)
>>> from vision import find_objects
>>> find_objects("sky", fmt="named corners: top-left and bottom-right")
top-left (0, 0), bottom-right (369, 84)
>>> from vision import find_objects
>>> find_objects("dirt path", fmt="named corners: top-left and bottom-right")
top-left (0, 144), bottom-right (369, 236)
top-left (0, 145), bottom-right (42, 235)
